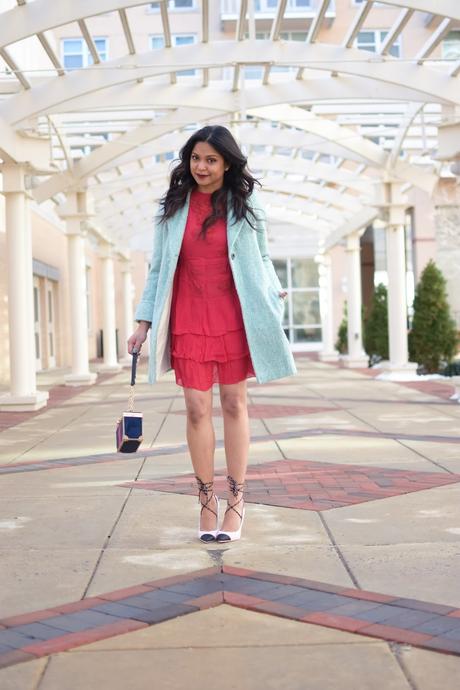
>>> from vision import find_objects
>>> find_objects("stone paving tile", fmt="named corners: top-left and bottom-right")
top-left (169, 404), bottom-right (338, 419)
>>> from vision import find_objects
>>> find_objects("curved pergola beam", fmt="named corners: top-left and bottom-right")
top-left (3, 42), bottom-right (459, 126)
top-left (324, 207), bottom-right (380, 251)
top-left (96, 178), bottom-right (346, 226)
top-left (388, 103), bottom-right (425, 168)
top-left (251, 104), bottom-right (438, 193)
top-left (380, 0), bottom-right (460, 21)
top-left (0, 0), bottom-right (150, 49)
top-left (42, 78), bottom-right (449, 121)
top-left (90, 155), bottom-right (373, 197)
top-left (91, 123), bottom-right (387, 175)
top-left (33, 106), bottom-right (222, 203)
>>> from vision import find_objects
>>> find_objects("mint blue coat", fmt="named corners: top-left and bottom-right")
top-left (134, 192), bottom-right (297, 385)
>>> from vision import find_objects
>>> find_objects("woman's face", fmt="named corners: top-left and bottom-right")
top-left (190, 141), bottom-right (228, 194)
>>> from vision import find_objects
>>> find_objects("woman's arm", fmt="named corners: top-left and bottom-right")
top-left (134, 219), bottom-right (165, 323)
top-left (127, 219), bottom-right (165, 354)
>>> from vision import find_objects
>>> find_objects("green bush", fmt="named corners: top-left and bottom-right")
top-left (409, 260), bottom-right (458, 373)
top-left (335, 301), bottom-right (348, 354)
top-left (364, 283), bottom-right (389, 364)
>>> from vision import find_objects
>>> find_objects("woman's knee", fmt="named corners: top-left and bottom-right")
top-left (220, 393), bottom-right (246, 418)
top-left (185, 392), bottom-right (211, 426)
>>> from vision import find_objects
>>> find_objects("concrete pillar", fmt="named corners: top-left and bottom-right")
top-left (377, 181), bottom-right (417, 379)
top-left (317, 252), bottom-right (339, 362)
top-left (60, 193), bottom-right (97, 386)
top-left (98, 241), bottom-right (122, 373)
top-left (0, 164), bottom-right (49, 411)
top-left (120, 257), bottom-right (134, 365)
top-left (385, 223), bottom-right (412, 371)
top-left (343, 232), bottom-right (368, 368)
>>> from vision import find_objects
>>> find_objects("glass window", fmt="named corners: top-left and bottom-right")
top-left (443, 31), bottom-right (460, 60)
top-left (150, 34), bottom-right (196, 74)
top-left (255, 0), bottom-right (310, 10)
top-left (273, 259), bottom-right (288, 287)
top-left (292, 292), bottom-right (320, 326)
top-left (150, 1), bottom-right (195, 9)
top-left (62, 38), bottom-right (108, 70)
top-left (293, 327), bottom-right (322, 343)
top-left (356, 30), bottom-right (400, 58)
top-left (291, 258), bottom-right (318, 288)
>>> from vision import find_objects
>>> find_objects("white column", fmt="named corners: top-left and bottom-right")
top-left (98, 242), bottom-right (122, 373)
top-left (61, 193), bottom-right (97, 386)
top-left (119, 258), bottom-right (134, 365)
top-left (376, 180), bottom-right (416, 380)
top-left (317, 252), bottom-right (339, 362)
top-left (0, 164), bottom-right (48, 411)
top-left (344, 232), bottom-right (368, 368)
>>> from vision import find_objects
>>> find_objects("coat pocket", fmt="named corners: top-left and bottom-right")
top-left (267, 284), bottom-right (285, 322)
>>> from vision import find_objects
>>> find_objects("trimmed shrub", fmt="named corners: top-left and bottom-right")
top-left (335, 301), bottom-right (348, 354)
top-left (364, 283), bottom-right (389, 364)
top-left (409, 260), bottom-right (458, 373)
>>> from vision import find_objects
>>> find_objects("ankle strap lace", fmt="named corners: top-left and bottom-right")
top-left (227, 475), bottom-right (245, 497)
top-left (195, 476), bottom-right (214, 501)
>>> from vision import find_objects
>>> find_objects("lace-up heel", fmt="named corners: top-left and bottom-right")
top-left (216, 476), bottom-right (245, 543)
top-left (196, 477), bottom-right (219, 543)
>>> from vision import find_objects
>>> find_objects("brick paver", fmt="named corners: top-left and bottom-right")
top-left (120, 458), bottom-right (460, 511)
top-left (1, 566), bottom-right (459, 670)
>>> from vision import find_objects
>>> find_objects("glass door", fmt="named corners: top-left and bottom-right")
top-left (33, 276), bottom-right (42, 371)
top-left (47, 283), bottom-right (56, 368)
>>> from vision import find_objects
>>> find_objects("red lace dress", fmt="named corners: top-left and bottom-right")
top-left (170, 189), bottom-right (255, 390)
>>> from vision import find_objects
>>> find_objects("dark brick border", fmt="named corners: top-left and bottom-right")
top-left (1, 566), bottom-right (460, 669)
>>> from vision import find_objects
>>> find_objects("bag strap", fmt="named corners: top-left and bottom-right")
top-left (127, 349), bottom-right (139, 412)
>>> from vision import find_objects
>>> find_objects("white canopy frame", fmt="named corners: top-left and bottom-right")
top-left (0, 0), bottom-right (458, 253)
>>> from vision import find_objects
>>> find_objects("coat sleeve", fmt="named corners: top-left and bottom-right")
top-left (134, 219), bottom-right (165, 323)
top-left (251, 194), bottom-right (283, 292)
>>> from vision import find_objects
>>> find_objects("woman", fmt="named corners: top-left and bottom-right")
top-left (128, 125), bottom-right (296, 543)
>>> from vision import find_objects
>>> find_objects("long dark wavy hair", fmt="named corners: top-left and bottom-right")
top-left (159, 125), bottom-right (261, 237)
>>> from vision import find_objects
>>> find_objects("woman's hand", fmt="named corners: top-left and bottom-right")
top-left (279, 290), bottom-right (288, 300)
top-left (127, 321), bottom-right (150, 355)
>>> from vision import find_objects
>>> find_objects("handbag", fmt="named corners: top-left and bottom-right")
top-left (116, 349), bottom-right (143, 453)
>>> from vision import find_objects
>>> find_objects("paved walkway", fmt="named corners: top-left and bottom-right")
top-left (0, 356), bottom-right (459, 689)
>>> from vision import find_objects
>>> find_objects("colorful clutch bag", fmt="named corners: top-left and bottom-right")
top-left (116, 349), bottom-right (143, 453)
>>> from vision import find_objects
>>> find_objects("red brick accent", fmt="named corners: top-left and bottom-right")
top-left (223, 592), bottom-right (266, 608)
top-left (359, 623), bottom-right (433, 646)
top-left (248, 600), bottom-right (307, 621)
top-left (0, 609), bottom-right (59, 628)
top-left (301, 612), bottom-right (369, 633)
top-left (99, 584), bottom-right (156, 601)
top-left (187, 592), bottom-right (224, 609)
top-left (21, 619), bottom-right (147, 656)
top-left (340, 589), bottom-right (396, 603)
top-left (124, 459), bottom-right (460, 512)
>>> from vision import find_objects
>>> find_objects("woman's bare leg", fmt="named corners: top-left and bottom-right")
top-left (219, 380), bottom-right (249, 532)
top-left (183, 386), bottom-right (217, 532)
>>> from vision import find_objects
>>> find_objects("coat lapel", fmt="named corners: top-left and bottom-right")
top-left (169, 191), bottom-right (191, 255)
